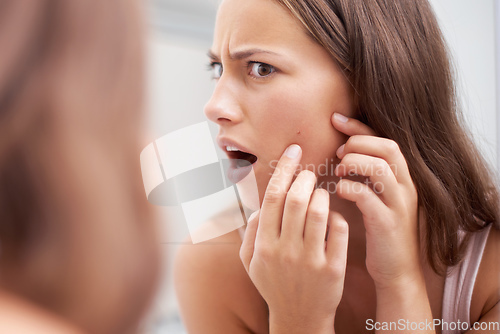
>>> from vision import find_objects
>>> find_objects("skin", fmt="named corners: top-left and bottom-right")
top-left (175, 0), bottom-right (500, 333)
top-left (204, 0), bottom-right (356, 204)
top-left (0, 291), bottom-right (83, 334)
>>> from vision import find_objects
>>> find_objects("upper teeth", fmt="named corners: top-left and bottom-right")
top-left (226, 146), bottom-right (240, 152)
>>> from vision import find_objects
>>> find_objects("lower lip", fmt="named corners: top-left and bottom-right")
top-left (227, 160), bottom-right (256, 184)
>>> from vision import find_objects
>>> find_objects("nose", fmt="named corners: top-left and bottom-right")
top-left (204, 79), bottom-right (243, 125)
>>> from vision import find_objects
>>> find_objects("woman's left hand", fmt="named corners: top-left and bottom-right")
top-left (331, 113), bottom-right (422, 291)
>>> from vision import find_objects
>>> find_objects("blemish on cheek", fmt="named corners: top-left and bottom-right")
top-left (296, 130), bottom-right (301, 135)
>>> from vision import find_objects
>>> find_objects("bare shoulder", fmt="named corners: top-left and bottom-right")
top-left (174, 229), bottom-right (269, 334)
top-left (470, 225), bottom-right (500, 323)
top-left (0, 291), bottom-right (83, 334)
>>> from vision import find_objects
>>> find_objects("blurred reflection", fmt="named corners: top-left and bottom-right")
top-left (0, 1), bottom-right (161, 333)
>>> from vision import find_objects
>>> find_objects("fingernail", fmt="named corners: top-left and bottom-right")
top-left (337, 144), bottom-right (345, 156)
top-left (285, 144), bottom-right (301, 159)
top-left (334, 113), bottom-right (349, 123)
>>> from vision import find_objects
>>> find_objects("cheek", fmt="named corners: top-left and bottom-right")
top-left (297, 123), bottom-right (345, 178)
top-left (253, 87), bottom-right (321, 146)
top-left (256, 85), bottom-right (347, 162)
top-left (249, 78), bottom-right (352, 201)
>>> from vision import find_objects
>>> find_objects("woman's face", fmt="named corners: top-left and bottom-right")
top-left (205, 0), bottom-right (356, 203)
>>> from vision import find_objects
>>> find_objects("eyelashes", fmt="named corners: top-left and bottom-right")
top-left (207, 61), bottom-right (276, 80)
top-left (207, 61), bottom-right (223, 79)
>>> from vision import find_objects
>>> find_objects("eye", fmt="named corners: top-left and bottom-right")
top-left (208, 62), bottom-right (223, 79)
top-left (249, 62), bottom-right (275, 78)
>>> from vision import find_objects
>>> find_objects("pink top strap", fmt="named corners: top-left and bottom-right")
top-left (441, 224), bottom-right (492, 334)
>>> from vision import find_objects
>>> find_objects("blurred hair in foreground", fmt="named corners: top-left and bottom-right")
top-left (0, 0), bottom-right (161, 333)
top-left (275, 0), bottom-right (500, 274)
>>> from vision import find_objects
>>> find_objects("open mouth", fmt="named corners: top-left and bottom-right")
top-left (225, 146), bottom-right (258, 167)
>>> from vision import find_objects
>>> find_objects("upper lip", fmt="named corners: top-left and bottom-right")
top-left (216, 136), bottom-right (256, 157)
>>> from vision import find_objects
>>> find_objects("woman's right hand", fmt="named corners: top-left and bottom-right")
top-left (239, 144), bottom-right (349, 334)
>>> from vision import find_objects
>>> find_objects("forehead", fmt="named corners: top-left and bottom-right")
top-left (212, 0), bottom-right (310, 52)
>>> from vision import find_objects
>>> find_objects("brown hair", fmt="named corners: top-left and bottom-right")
top-left (0, 0), bottom-right (159, 333)
top-left (275, 0), bottom-right (500, 274)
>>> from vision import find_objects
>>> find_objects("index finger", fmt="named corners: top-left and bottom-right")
top-left (331, 112), bottom-right (377, 136)
top-left (257, 144), bottom-right (302, 241)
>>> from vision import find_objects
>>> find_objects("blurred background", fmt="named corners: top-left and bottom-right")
top-left (143, 0), bottom-right (499, 333)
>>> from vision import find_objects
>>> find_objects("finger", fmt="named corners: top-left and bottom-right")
top-left (281, 170), bottom-right (317, 244)
top-left (335, 178), bottom-right (392, 234)
top-left (336, 135), bottom-right (412, 186)
top-left (325, 212), bottom-right (349, 276)
top-left (331, 113), bottom-right (377, 136)
top-left (334, 153), bottom-right (402, 208)
top-left (303, 188), bottom-right (330, 257)
top-left (258, 144), bottom-right (302, 241)
top-left (239, 210), bottom-right (260, 273)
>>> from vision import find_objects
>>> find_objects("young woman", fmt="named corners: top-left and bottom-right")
top-left (0, 0), bottom-right (160, 333)
top-left (174, 0), bottom-right (500, 333)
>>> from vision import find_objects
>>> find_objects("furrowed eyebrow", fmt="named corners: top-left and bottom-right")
top-left (207, 48), bottom-right (280, 61)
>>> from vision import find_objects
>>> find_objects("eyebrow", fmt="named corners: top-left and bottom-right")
top-left (207, 48), bottom-right (281, 61)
